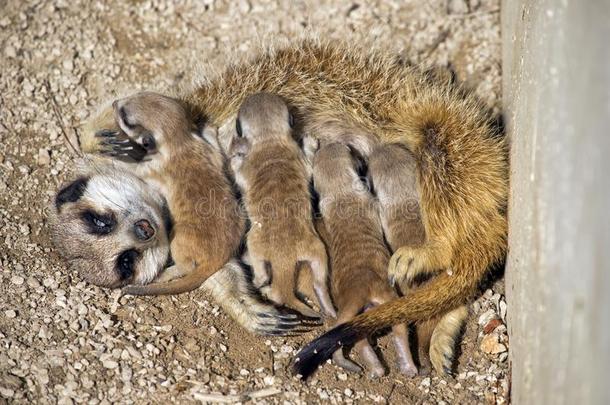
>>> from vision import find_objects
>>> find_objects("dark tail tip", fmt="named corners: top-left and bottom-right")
top-left (291, 323), bottom-right (362, 379)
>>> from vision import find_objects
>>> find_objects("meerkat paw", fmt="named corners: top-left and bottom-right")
top-left (429, 306), bottom-right (468, 375)
top-left (236, 297), bottom-right (307, 336)
top-left (153, 265), bottom-right (189, 283)
top-left (388, 246), bottom-right (428, 288)
top-left (203, 261), bottom-right (317, 336)
top-left (95, 128), bottom-right (148, 162)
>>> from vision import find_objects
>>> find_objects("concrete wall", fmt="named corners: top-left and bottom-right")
top-left (503, 1), bottom-right (610, 404)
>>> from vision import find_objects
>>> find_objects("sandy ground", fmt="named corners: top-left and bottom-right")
top-left (0, 0), bottom-right (508, 403)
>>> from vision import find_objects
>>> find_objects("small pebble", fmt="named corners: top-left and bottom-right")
top-left (11, 275), bottom-right (25, 286)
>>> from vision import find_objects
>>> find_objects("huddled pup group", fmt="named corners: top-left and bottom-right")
top-left (50, 41), bottom-right (507, 380)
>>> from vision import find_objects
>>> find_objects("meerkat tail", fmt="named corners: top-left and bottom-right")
top-left (292, 265), bottom-right (483, 378)
top-left (122, 263), bottom-right (222, 296)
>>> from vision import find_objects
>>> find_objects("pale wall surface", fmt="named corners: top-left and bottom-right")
top-left (503, 1), bottom-right (610, 404)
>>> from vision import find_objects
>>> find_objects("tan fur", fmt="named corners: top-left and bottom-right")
top-left (368, 143), bottom-right (467, 374)
top-left (228, 93), bottom-right (334, 318)
top-left (368, 143), bottom-right (426, 252)
top-left (312, 143), bottom-right (417, 377)
top-left (112, 92), bottom-right (245, 295)
top-left (80, 40), bottom-right (507, 364)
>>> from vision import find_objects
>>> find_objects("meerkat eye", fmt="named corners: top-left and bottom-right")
top-left (82, 211), bottom-right (116, 235)
top-left (289, 113), bottom-right (295, 128)
top-left (235, 118), bottom-right (243, 138)
top-left (116, 249), bottom-right (139, 280)
top-left (141, 133), bottom-right (156, 151)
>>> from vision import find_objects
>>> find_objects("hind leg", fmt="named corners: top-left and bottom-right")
top-left (397, 262), bottom-right (468, 375)
top-left (332, 349), bottom-right (362, 373)
top-left (307, 250), bottom-right (337, 318)
top-left (331, 306), bottom-right (371, 374)
top-left (354, 340), bottom-right (386, 378)
top-left (391, 323), bottom-right (418, 377)
top-left (374, 290), bottom-right (418, 377)
top-left (429, 305), bottom-right (468, 375)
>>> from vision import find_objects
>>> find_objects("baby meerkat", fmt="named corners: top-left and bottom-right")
top-left (228, 92), bottom-right (335, 319)
top-left (312, 143), bottom-right (418, 378)
top-left (368, 143), bottom-right (468, 374)
top-left (106, 92), bottom-right (245, 295)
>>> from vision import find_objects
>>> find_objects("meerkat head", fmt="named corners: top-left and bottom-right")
top-left (49, 163), bottom-right (172, 288)
top-left (228, 92), bottom-right (296, 158)
top-left (112, 91), bottom-right (194, 159)
top-left (312, 142), bottom-right (368, 198)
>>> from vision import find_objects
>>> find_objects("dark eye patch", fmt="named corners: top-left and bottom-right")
top-left (82, 210), bottom-right (116, 235)
top-left (55, 177), bottom-right (89, 209)
top-left (116, 249), bottom-right (139, 280)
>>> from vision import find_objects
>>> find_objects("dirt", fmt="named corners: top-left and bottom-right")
top-left (0, 0), bottom-right (508, 403)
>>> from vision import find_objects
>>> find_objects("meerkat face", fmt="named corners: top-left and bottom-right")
top-left (50, 166), bottom-right (172, 288)
top-left (112, 91), bottom-right (192, 159)
top-left (228, 93), bottom-right (295, 158)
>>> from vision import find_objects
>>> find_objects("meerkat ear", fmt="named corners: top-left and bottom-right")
top-left (55, 177), bottom-right (89, 209)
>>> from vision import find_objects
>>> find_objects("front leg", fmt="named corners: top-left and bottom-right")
top-left (387, 244), bottom-right (451, 288)
top-left (154, 264), bottom-right (189, 283)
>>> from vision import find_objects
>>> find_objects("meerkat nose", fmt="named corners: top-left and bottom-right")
top-left (134, 219), bottom-right (155, 241)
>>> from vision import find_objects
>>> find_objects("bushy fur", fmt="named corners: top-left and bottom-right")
top-left (80, 39), bottom-right (507, 376)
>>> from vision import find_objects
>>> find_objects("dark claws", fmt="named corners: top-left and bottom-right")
top-left (95, 129), bottom-right (120, 138)
top-left (101, 142), bottom-right (147, 162)
top-left (258, 320), bottom-right (302, 329)
top-left (101, 138), bottom-right (132, 146)
top-left (257, 312), bottom-right (298, 320)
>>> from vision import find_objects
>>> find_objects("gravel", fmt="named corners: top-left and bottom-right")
top-left (0, 0), bottom-right (506, 403)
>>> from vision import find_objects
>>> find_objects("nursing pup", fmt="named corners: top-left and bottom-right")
top-left (96, 92), bottom-right (246, 296)
top-left (228, 92), bottom-right (335, 319)
top-left (368, 143), bottom-right (468, 374)
top-left (311, 143), bottom-right (417, 377)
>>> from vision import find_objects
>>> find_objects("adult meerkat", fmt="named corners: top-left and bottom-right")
top-left (80, 40), bottom-right (507, 377)
top-left (106, 91), bottom-right (246, 296)
top-left (368, 143), bottom-right (468, 375)
top-left (228, 92), bottom-right (335, 319)
top-left (312, 143), bottom-right (417, 378)
top-left (50, 163), bottom-right (301, 335)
